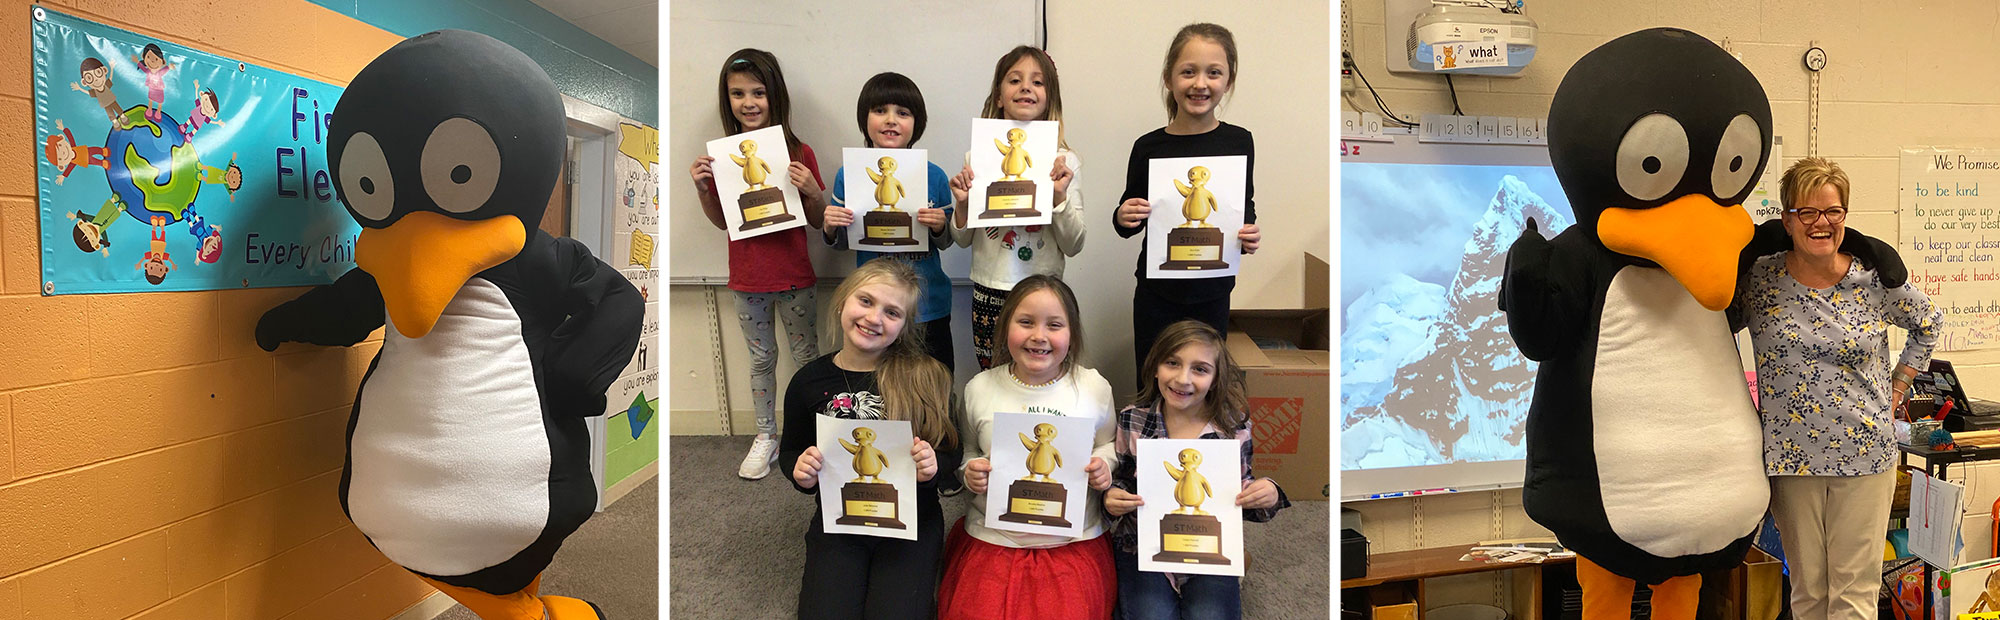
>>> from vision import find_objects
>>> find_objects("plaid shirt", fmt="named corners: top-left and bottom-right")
top-left (1107, 403), bottom-right (1290, 554)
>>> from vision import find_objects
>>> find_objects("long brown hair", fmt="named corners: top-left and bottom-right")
top-left (1160, 23), bottom-right (1239, 121)
top-left (716, 48), bottom-right (802, 159)
top-left (1134, 320), bottom-right (1248, 432)
top-left (979, 45), bottom-right (1068, 151)
top-left (991, 275), bottom-right (1083, 375)
top-left (826, 259), bottom-right (958, 450)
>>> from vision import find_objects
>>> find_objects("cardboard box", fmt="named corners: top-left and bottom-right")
top-left (1231, 259), bottom-right (1331, 500)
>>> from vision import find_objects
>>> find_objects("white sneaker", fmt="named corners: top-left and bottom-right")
top-left (738, 434), bottom-right (779, 480)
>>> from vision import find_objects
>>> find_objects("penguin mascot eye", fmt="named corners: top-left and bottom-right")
top-left (338, 132), bottom-right (396, 222)
top-left (1614, 113), bottom-right (1690, 202)
top-left (1710, 114), bottom-right (1763, 202)
top-left (422, 116), bottom-right (502, 213)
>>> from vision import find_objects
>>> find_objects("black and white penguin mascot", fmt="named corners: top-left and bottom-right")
top-left (1500, 27), bottom-right (1903, 620)
top-left (255, 30), bottom-right (640, 620)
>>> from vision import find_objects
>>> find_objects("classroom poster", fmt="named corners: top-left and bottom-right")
top-left (843, 148), bottom-right (930, 253)
top-left (1897, 147), bottom-right (2000, 351)
top-left (706, 125), bottom-right (806, 241)
top-left (966, 118), bottom-right (1057, 228)
top-left (1146, 155), bottom-right (1247, 279)
top-left (1136, 438), bottom-right (1245, 576)
top-left (983, 411), bottom-right (1094, 538)
top-left (817, 417), bottom-right (919, 541)
top-left (614, 120), bottom-right (660, 270)
top-left (33, 7), bottom-right (360, 294)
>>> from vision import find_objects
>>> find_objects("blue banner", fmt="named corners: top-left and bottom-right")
top-left (33, 7), bottom-right (360, 294)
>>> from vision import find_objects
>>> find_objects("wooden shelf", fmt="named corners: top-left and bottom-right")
top-left (1342, 544), bottom-right (1573, 588)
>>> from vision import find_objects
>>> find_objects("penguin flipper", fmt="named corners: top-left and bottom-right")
top-left (1499, 223), bottom-right (1587, 361)
top-left (1840, 225), bottom-right (1909, 288)
top-left (255, 267), bottom-right (385, 351)
top-left (545, 236), bottom-right (645, 418)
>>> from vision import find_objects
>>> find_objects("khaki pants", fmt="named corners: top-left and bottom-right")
top-left (1770, 470), bottom-right (1896, 620)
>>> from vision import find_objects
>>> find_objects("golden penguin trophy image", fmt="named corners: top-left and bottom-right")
top-left (859, 156), bottom-right (917, 246)
top-left (998, 422), bottom-right (1074, 527)
top-left (1161, 165), bottom-right (1229, 271)
top-left (980, 126), bottom-right (1042, 220)
top-left (730, 138), bottom-right (795, 231)
top-left (835, 426), bottom-right (908, 529)
top-left (1153, 448), bottom-right (1231, 565)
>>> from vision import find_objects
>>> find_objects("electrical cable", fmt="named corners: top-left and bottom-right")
top-left (1446, 74), bottom-right (1463, 115)
top-left (1345, 52), bottom-right (1419, 127)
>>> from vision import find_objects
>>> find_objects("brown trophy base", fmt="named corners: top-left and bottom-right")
top-left (1161, 227), bottom-right (1229, 271)
top-left (861, 210), bottom-right (918, 246)
top-left (997, 479), bottom-right (1072, 527)
top-left (737, 187), bottom-right (795, 231)
top-left (1153, 513), bottom-right (1231, 565)
top-left (835, 481), bottom-right (907, 529)
top-left (980, 180), bottom-right (1042, 220)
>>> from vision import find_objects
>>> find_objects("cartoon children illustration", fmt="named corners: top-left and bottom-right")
top-left (132, 43), bottom-right (174, 122)
top-left (180, 80), bottom-right (226, 136)
top-left (198, 152), bottom-right (244, 202)
top-left (70, 57), bottom-right (128, 129)
top-left (136, 216), bottom-right (177, 284)
top-left (68, 197), bottom-right (123, 256)
top-left (45, 119), bottom-right (111, 185)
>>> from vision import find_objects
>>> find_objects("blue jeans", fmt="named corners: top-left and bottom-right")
top-left (1115, 550), bottom-right (1241, 620)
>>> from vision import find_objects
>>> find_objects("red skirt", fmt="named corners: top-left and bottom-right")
top-left (937, 517), bottom-right (1117, 620)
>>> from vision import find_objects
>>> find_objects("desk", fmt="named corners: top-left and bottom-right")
top-left (1342, 545), bottom-right (1571, 620)
top-left (1341, 545), bottom-right (1779, 620)
top-left (1898, 443), bottom-right (2000, 620)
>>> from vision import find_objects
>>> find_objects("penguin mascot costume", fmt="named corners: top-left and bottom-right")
top-left (1500, 28), bottom-right (1903, 620)
top-left (254, 30), bottom-right (641, 620)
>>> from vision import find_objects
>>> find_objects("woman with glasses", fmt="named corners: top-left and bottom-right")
top-left (1731, 156), bottom-right (1941, 620)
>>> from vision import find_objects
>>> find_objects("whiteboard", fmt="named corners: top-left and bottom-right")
top-left (667, 2), bottom-right (1040, 282)
top-left (1898, 147), bottom-right (2000, 351)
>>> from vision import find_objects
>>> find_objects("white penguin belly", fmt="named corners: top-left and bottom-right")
top-left (349, 278), bottom-right (552, 577)
top-left (1591, 268), bottom-right (1766, 557)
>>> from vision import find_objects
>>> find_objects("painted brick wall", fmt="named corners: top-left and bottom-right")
top-left (0, 1), bottom-right (436, 618)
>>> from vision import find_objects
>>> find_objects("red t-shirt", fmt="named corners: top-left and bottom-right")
top-left (715, 141), bottom-right (822, 293)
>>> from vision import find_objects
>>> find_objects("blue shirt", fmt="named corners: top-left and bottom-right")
top-left (829, 161), bottom-right (955, 323)
top-left (1734, 254), bottom-right (1942, 476)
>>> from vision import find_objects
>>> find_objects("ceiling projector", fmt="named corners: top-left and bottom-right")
top-left (1405, 1), bottom-right (1538, 75)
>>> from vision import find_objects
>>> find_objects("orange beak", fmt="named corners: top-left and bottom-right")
top-left (356, 212), bottom-right (524, 339)
top-left (1597, 194), bottom-right (1753, 311)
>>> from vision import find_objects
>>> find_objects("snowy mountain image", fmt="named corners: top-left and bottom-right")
top-left (1341, 171), bottom-right (1572, 470)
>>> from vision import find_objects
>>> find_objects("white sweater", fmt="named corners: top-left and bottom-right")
top-left (959, 364), bottom-right (1119, 548)
top-left (948, 149), bottom-right (1086, 290)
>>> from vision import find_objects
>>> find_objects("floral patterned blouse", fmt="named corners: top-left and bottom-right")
top-left (1734, 253), bottom-right (1941, 477)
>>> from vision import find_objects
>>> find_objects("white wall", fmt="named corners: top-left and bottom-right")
top-left (668, 0), bottom-right (1332, 433)
top-left (1343, 0), bottom-right (2000, 587)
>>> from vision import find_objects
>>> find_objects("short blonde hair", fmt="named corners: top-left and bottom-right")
top-left (1779, 156), bottom-right (1851, 211)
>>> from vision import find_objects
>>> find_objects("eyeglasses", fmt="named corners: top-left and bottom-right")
top-left (1787, 207), bottom-right (1848, 224)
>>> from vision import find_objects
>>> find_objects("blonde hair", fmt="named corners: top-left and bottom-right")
top-left (826, 259), bottom-right (958, 450)
top-left (1779, 156), bottom-right (1851, 212)
top-left (979, 46), bottom-right (1068, 151)
top-left (1160, 23), bottom-right (1239, 121)
top-left (992, 275), bottom-right (1083, 374)
top-left (1133, 321), bottom-right (1248, 432)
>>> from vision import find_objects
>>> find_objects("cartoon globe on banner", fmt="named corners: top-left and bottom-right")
top-left (104, 106), bottom-right (200, 223)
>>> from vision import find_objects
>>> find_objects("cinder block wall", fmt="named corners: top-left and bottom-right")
top-left (0, 2), bottom-right (435, 618)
